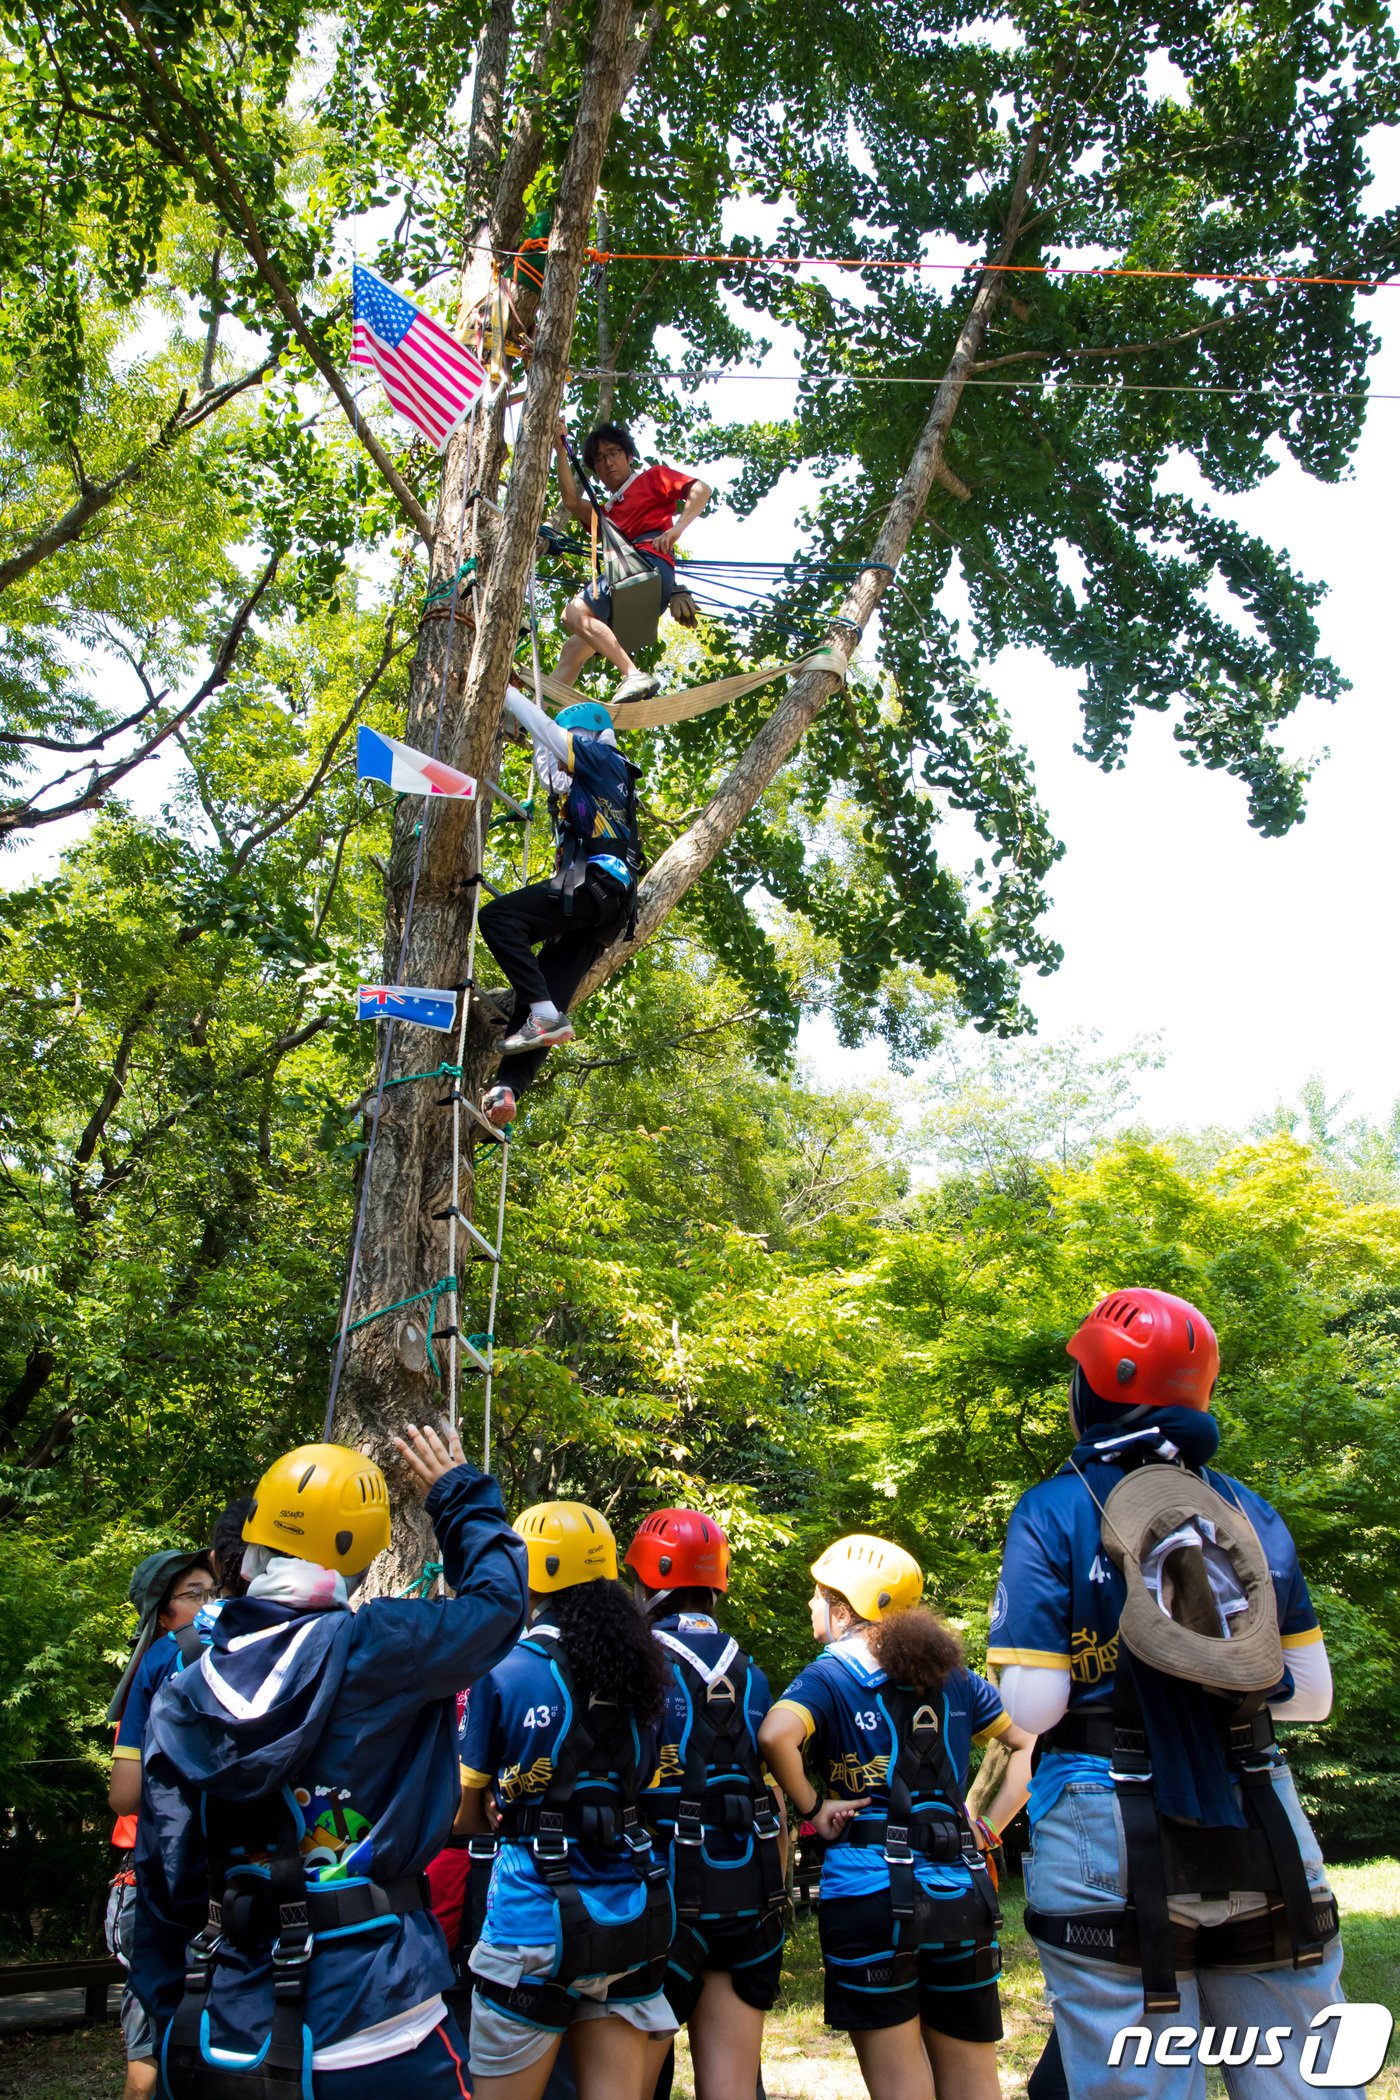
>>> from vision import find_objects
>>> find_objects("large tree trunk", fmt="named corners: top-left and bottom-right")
top-left (330, 0), bottom-right (645, 1591)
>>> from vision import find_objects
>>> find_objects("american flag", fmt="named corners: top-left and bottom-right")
top-left (351, 265), bottom-right (487, 453)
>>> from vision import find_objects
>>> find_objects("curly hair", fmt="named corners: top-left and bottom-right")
top-left (869, 1606), bottom-right (964, 1697)
top-left (582, 421), bottom-right (638, 470)
top-left (551, 1577), bottom-right (669, 1723)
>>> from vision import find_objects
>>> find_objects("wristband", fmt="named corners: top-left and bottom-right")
top-left (796, 1793), bottom-right (819, 1820)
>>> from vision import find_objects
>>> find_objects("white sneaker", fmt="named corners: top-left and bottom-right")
top-left (613, 668), bottom-right (659, 705)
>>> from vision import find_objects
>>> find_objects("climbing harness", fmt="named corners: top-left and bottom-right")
top-left (1025, 1458), bottom-right (1339, 2013)
top-left (469, 1627), bottom-right (674, 2028)
top-left (828, 1681), bottom-right (1002, 1990)
top-left (650, 1630), bottom-right (785, 1942)
top-left (162, 1792), bottom-right (433, 2099)
top-left (1028, 1665), bottom-right (1337, 2013)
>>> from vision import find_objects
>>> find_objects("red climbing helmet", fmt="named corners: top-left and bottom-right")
top-left (1067, 1289), bottom-right (1219, 1411)
top-left (625, 1508), bottom-right (730, 1592)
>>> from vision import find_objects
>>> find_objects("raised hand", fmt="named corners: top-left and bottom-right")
top-left (392, 1421), bottom-right (467, 1500)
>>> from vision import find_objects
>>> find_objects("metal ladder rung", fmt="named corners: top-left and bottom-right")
top-left (460, 1097), bottom-right (508, 1143)
top-left (461, 1217), bottom-right (501, 1262)
top-left (460, 1337), bottom-right (492, 1375)
top-left (485, 776), bottom-right (533, 821)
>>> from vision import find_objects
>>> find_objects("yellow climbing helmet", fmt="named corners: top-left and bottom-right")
top-left (514, 1501), bottom-right (617, 1591)
top-left (811, 1534), bottom-right (923, 1621)
top-left (243, 1443), bottom-right (392, 1578)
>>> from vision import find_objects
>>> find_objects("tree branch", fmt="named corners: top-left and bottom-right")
top-left (229, 620), bottom-right (408, 872)
top-left (0, 354), bottom-right (277, 595)
top-left (0, 555), bottom-right (279, 838)
top-left (87, 1013), bottom-right (332, 1212)
top-left (68, 986), bottom-right (162, 1222)
top-left (971, 309), bottom-right (1238, 374)
top-left (560, 1003), bottom-right (761, 1073)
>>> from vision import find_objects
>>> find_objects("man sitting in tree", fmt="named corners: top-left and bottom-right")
top-left (552, 417), bottom-right (712, 704)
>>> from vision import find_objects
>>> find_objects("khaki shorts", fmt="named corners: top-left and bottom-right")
top-left (467, 1941), bottom-right (676, 2076)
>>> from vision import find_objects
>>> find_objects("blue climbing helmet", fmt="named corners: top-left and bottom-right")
top-left (557, 701), bottom-right (615, 736)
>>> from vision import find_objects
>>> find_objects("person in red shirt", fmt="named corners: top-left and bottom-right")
top-left (553, 418), bottom-right (712, 703)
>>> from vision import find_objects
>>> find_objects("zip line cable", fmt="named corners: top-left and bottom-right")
top-left (568, 367), bottom-right (1400, 403)
top-left (505, 242), bottom-right (1400, 295)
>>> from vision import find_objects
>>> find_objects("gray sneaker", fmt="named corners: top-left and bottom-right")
top-left (500, 1013), bottom-right (575, 1054)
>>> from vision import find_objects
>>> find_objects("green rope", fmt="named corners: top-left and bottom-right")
top-left (382, 1061), bottom-right (463, 1091)
top-left (466, 1332), bottom-right (495, 1349)
top-left (421, 558), bottom-right (477, 615)
top-left (402, 1560), bottom-right (444, 1599)
top-left (337, 1274), bottom-right (458, 1375)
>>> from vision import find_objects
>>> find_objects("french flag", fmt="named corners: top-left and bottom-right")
top-left (357, 725), bottom-right (477, 800)
top-left (356, 985), bottom-right (458, 1032)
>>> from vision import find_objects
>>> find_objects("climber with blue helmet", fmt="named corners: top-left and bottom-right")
top-left (477, 687), bottom-right (644, 1101)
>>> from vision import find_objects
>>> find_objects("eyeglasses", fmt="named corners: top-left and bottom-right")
top-left (169, 1585), bottom-right (218, 1606)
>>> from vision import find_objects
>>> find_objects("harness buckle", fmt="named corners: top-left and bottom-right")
top-left (271, 1912), bottom-right (314, 1978)
top-left (183, 1921), bottom-right (222, 1991)
top-left (883, 1823), bottom-right (915, 1866)
top-left (753, 1807), bottom-right (780, 1841)
top-left (468, 1836), bottom-right (499, 1865)
top-left (1111, 1759), bottom-right (1154, 1787)
top-left (532, 1813), bottom-right (570, 1867)
top-left (675, 1801), bottom-right (704, 1848)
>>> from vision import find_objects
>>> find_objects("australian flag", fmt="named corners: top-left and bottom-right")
top-left (356, 985), bottom-right (458, 1032)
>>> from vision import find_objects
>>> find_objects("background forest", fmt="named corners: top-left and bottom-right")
top-left (3, 0), bottom-right (1399, 1969)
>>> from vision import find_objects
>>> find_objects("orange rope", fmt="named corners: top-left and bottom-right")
top-left (501, 242), bottom-right (1398, 294)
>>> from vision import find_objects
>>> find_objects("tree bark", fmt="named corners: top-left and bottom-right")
top-left (331, 0), bottom-right (646, 1590)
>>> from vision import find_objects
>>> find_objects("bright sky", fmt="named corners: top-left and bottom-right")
top-left (672, 141), bottom-right (1400, 1137)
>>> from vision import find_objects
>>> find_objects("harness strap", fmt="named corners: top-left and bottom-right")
top-left (501, 1632), bottom-right (672, 1989)
top-left (210, 1871), bottom-right (427, 1948)
top-left (837, 1819), bottom-right (965, 1860)
top-left (1027, 1888), bottom-right (1339, 1977)
top-left (659, 1638), bottom-right (785, 1925)
top-left (476, 1969), bottom-right (578, 2032)
top-left (1238, 1759), bottom-right (1329, 1969)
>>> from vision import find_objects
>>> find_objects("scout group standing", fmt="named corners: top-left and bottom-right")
top-left (109, 1290), bottom-right (1362, 2099)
